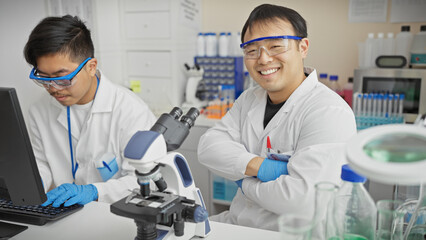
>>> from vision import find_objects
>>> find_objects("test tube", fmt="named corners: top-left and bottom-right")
top-left (372, 94), bottom-right (378, 117)
top-left (383, 94), bottom-right (388, 117)
top-left (388, 94), bottom-right (394, 119)
top-left (399, 94), bottom-right (405, 118)
top-left (378, 94), bottom-right (383, 117)
top-left (363, 93), bottom-right (368, 116)
top-left (367, 93), bottom-right (373, 117)
top-left (357, 93), bottom-right (362, 117)
top-left (393, 94), bottom-right (399, 117)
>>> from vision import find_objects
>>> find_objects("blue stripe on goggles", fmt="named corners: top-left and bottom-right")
top-left (29, 57), bottom-right (92, 86)
top-left (240, 36), bottom-right (303, 59)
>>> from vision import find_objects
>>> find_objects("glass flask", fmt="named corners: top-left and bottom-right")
top-left (376, 199), bottom-right (404, 240)
top-left (278, 181), bottom-right (339, 240)
top-left (327, 164), bottom-right (377, 240)
top-left (403, 183), bottom-right (426, 240)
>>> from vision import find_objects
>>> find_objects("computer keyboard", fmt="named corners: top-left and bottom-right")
top-left (0, 198), bottom-right (83, 226)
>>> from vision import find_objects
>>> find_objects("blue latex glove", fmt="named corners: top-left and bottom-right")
top-left (235, 179), bottom-right (244, 194)
top-left (257, 158), bottom-right (289, 182)
top-left (42, 183), bottom-right (98, 207)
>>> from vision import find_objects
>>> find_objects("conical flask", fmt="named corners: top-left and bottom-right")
top-left (311, 181), bottom-right (340, 240)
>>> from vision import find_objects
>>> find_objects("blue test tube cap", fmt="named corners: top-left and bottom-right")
top-left (330, 75), bottom-right (338, 81)
top-left (319, 73), bottom-right (328, 78)
top-left (400, 94), bottom-right (405, 100)
top-left (389, 94), bottom-right (394, 100)
top-left (341, 164), bottom-right (367, 183)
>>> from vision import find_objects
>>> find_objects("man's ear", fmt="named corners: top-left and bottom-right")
top-left (87, 58), bottom-right (98, 76)
top-left (299, 38), bottom-right (309, 59)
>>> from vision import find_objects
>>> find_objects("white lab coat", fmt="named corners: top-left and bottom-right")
top-left (198, 67), bottom-right (357, 231)
top-left (28, 71), bottom-right (156, 203)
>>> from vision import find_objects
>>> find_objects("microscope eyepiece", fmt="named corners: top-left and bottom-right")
top-left (169, 107), bottom-right (183, 119)
top-left (180, 108), bottom-right (200, 129)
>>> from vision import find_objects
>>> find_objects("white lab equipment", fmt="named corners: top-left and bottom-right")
top-left (182, 63), bottom-right (205, 111)
top-left (110, 107), bottom-right (211, 240)
top-left (410, 25), bottom-right (426, 68)
top-left (346, 124), bottom-right (426, 239)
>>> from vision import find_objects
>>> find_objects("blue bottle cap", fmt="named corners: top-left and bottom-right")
top-left (341, 164), bottom-right (366, 183)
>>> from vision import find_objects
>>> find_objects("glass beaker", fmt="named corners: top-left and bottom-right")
top-left (376, 199), bottom-right (404, 240)
top-left (403, 183), bottom-right (426, 240)
top-left (278, 214), bottom-right (313, 240)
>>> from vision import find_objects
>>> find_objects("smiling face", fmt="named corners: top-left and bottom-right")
top-left (35, 54), bottom-right (98, 106)
top-left (243, 18), bottom-right (309, 103)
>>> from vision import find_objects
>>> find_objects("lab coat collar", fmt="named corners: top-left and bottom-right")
top-left (250, 67), bottom-right (318, 139)
top-left (247, 87), bottom-right (268, 140)
top-left (54, 70), bottom-right (115, 136)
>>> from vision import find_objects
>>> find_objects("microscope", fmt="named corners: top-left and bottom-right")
top-left (110, 107), bottom-right (211, 240)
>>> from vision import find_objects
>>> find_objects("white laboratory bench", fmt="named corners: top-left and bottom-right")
top-left (8, 201), bottom-right (281, 240)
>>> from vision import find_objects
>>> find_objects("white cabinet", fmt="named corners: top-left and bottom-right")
top-left (95, 0), bottom-right (201, 115)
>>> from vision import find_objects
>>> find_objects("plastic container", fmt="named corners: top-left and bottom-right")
top-left (410, 25), bottom-right (426, 68)
top-left (327, 164), bottom-right (377, 240)
top-left (343, 77), bottom-right (353, 107)
top-left (218, 32), bottom-right (229, 57)
top-left (196, 32), bottom-right (205, 57)
top-left (328, 75), bottom-right (341, 94)
top-left (383, 32), bottom-right (395, 56)
top-left (373, 32), bottom-right (385, 64)
top-left (364, 33), bottom-right (375, 68)
top-left (206, 32), bottom-right (218, 57)
top-left (395, 26), bottom-right (414, 67)
top-left (319, 73), bottom-right (328, 86)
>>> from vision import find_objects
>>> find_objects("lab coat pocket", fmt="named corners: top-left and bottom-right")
top-left (96, 153), bottom-right (119, 182)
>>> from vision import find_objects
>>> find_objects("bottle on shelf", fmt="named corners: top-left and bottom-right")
top-left (383, 32), bottom-right (395, 56)
top-left (343, 77), bottom-right (353, 107)
top-left (364, 33), bottom-right (375, 68)
top-left (328, 75), bottom-right (342, 97)
top-left (373, 32), bottom-right (385, 65)
top-left (319, 73), bottom-right (328, 87)
top-left (395, 25), bottom-right (414, 68)
top-left (410, 25), bottom-right (426, 68)
top-left (218, 32), bottom-right (229, 57)
top-left (206, 32), bottom-right (218, 57)
top-left (327, 164), bottom-right (377, 240)
top-left (196, 32), bottom-right (205, 57)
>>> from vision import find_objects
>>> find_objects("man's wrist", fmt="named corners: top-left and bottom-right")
top-left (245, 156), bottom-right (264, 176)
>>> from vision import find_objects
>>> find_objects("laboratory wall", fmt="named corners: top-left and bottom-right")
top-left (0, 0), bottom-right (46, 120)
top-left (201, 0), bottom-right (425, 86)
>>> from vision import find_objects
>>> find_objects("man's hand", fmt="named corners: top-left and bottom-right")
top-left (257, 158), bottom-right (289, 182)
top-left (42, 183), bottom-right (98, 207)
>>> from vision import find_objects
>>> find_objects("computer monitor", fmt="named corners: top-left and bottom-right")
top-left (0, 87), bottom-right (46, 206)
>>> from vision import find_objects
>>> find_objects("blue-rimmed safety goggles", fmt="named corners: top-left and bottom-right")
top-left (29, 57), bottom-right (92, 89)
top-left (240, 36), bottom-right (302, 59)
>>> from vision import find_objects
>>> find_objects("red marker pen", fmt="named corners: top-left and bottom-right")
top-left (267, 136), bottom-right (271, 153)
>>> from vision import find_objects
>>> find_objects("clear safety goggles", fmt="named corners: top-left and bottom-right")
top-left (240, 36), bottom-right (302, 59)
top-left (29, 57), bottom-right (92, 90)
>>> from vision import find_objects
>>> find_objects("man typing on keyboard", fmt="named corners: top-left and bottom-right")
top-left (23, 15), bottom-right (156, 207)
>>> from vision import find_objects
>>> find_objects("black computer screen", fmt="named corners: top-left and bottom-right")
top-left (0, 87), bottom-right (46, 205)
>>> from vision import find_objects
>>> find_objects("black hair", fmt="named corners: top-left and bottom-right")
top-left (241, 4), bottom-right (308, 43)
top-left (24, 15), bottom-right (94, 67)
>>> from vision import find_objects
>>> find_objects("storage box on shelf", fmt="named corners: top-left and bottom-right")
top-left (194, 56), bottom-right (244, 101)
